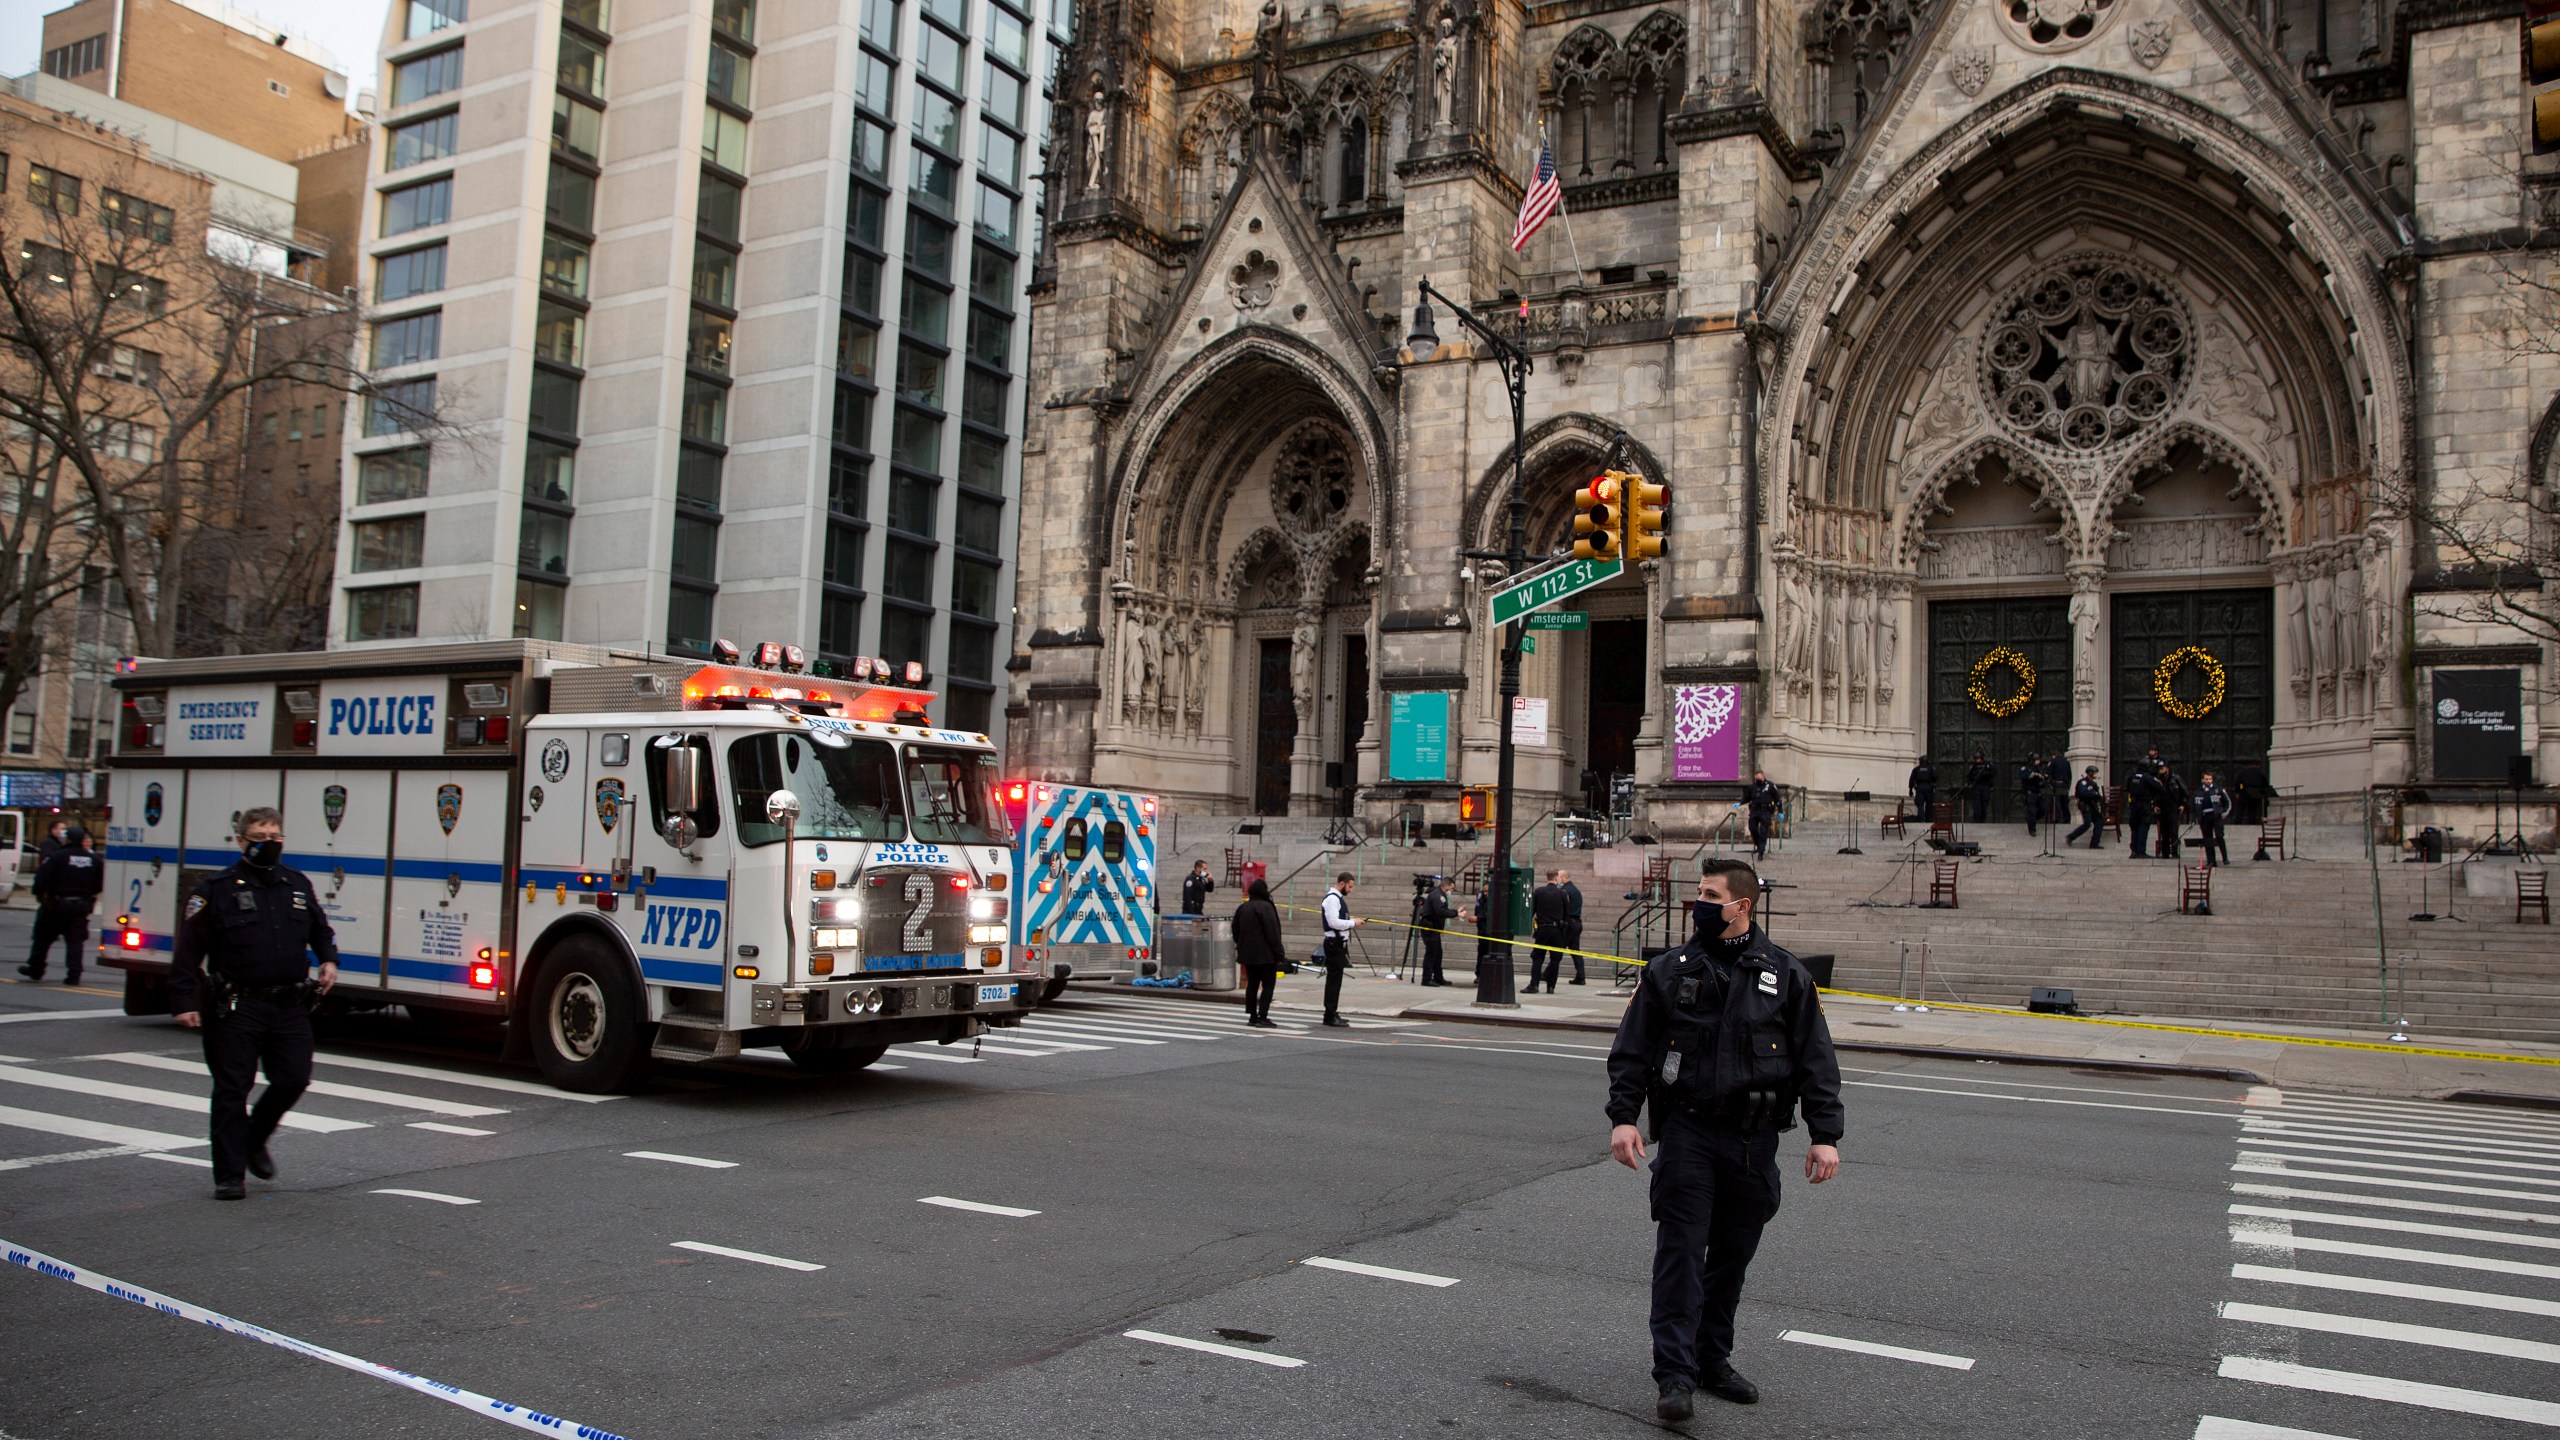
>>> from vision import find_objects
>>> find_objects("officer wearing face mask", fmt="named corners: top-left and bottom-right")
top-left (1606, 857), bottom-right (1845, 1422)
top-left (169, 807), bottom-right (339, 1202)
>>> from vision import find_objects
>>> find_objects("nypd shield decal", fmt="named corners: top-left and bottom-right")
top-left (595, 777), bottom-right (625, 833)
top-left (436, 783), bottom-right (463, 835)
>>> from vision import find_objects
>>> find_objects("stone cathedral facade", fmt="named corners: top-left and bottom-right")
top-left (1008, 0), bottom-right (2559, 830)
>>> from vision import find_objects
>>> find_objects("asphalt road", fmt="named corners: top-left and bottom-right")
top-left (1, 951), bottom-right (2555, 1437)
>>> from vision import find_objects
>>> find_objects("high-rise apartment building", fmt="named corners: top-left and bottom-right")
top-left (337, 0), bottom-right (1059, 737)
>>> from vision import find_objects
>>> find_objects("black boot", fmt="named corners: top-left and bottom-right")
top-left (1700, 1363), bottom-right (1758, 1405)
top-left (1656, 1384), bottom-right (1695, 1422)
top-left (248, 1145), bottom-right (277, 1180)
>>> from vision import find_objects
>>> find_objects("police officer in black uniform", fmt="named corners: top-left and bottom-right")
top-left (2066, 765), bottom-right (2107, 849)
top-left (1607, 857), bottom-right (1845, 1422)
top-left (170, 807), bottom-right (339, 1201)
top-left (1179, 860), bottom-right (1215, 916)
top-left (1906, 758), bottom-right (1938, 824)
top-left (1965, 752), bottom-right (1997, 823)
top-left (19, 825), bottom-right (103, 984)
top-left (1743, 770), bottom-right (1781, 861)
top-left (2125, 761), bottom-right (2162, 859)
top-left (2193, 771), bottom-right (2234, 867)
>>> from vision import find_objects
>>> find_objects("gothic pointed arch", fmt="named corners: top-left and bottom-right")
top-left (1550, 25), bottom-right (1620, 178)
top-left (1893, 435), bottom-right (2068, 568)
top-left (1464, 414), bottom-right (1672, 552)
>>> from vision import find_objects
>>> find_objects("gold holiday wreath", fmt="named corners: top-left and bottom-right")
top-left (1967, 646), bottom-right (2037, 719)
top-left (2153, 645), bottom-right (2227, 721)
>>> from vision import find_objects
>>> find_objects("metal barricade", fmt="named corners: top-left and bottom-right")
top-left (1157, 913), bottom-right (1237, 991)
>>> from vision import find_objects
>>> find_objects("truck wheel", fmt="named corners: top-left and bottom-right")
top-left (529, 939), bottom-right (651, 1093)
top-left (778, 1029), bottom-right (892, 1073)
top-left (1040, 975), bottom-right (1069, 1004)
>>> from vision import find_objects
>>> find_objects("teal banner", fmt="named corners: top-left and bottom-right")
top-left (1387, 692), bottom-right (1451, 781)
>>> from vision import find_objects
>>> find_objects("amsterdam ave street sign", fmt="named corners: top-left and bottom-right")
top-left (1490, 558), bottom-right (1621, 626)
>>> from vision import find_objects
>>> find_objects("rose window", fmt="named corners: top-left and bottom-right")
top-left (1981, 257), bottom-right (2191, 455)
top-left (1999, 0), bottom-right (2123, 50)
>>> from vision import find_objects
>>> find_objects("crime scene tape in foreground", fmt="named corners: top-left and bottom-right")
top-left (1, 1238), bottom-right (627, 1439)
top-left (1274, 903), bottom-right (2560, 1069)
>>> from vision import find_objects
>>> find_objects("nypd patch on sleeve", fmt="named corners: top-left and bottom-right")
top-left (185, 895), bottom-right (206, 919)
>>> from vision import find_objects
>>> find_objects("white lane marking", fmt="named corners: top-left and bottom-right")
top-left (2233, 1263), bottom-right (2560, 1319)
top-left (0, 1143), bottom-right (164, 1171)
top-left (625, 1151), bottom-right (738, 1169)
top-left (967, 1040), bottom-right (1088, 1059)
top-left (0, 1009), bottom-right (125, 1024)
top-left (2238, 1149), bottom-right (2560, 1191)
top-left (2194, 1416), bottom-right (2361, 1440)
top-left (884, 1045), bottom-right (983, 1065)
top-left (1015, 1019), bottom-right (1176, 1045)
top-left (2218, 1355), bottom-right (2560, 1426)
top-left (974, 1033), bottom-right (1112, 1053)
top-left (1036, 1010), bottom-right (1231, 1038)
top-left (370, 1188), bottom-right (480, 1206)
top-left (140, 1151), bottom-right (211, 1167)
top-left (2232, 1203), bottom-right (2560, 1251)
top-left (2272, 1090), bottom-right (2560, 1123)
top-left (315, 1053), bottom-right (621, 1101)
top-left (2234, 1161), bottom-right (2560, 1206)
top-left (0, 1100), bottom-right (206, 1150)
top-left (918, 1195), bottom-right (1040, 1218)
top-left (2242, 1118), bottom-right (2560, 1159)
top-left (1849, 1078), bottom-right (2230, 1119)
top-left (868, 1061), bottom-right (907, 1071)
top-left (2226, 1224), bottom-right (2560, 1282)
top-left (98, 1052), bottom-right (511, 1119)
top-left (2238, 1136), bottom-right (2560, 1177)
top-left (1778, 1329), bottom-right (1976, 1371)
top-left (670, 1240), bottom-right (825, 1271)
top-left (2219, 1300), bottom-right (2560, 1365)
top-left (2230, 1181), bottom-right (2560, 1227)
top-left (409, 1122), bottom-right (495, 1136)
top-left (0, 1063), bottom-right (366, 1132)
top-left (1122, 1329), bottom-right (1306, 1368)
top-left (1300, 1256), bottom-right (1460, 1287)
top-left (2270, 1098), bottom-right (2560, 1140)
top-left (1843, 1064), bottom-right (2258, 1108)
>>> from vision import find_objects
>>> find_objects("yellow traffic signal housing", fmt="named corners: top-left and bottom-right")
top-left (1457, 785), bottom-right (1496, 829)
top-left (1622, 475), bottom-right (1668, 560)
top-left (1572, 475), bottom-right (1620, 561)
top-left (2536, 3), bottom-right (2560, 151)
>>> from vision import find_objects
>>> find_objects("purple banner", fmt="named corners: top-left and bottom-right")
top-left (1670, 684), bottom-right (1742, 782)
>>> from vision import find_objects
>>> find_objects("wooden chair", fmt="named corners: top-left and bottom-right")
top-left (1927, 858), bottom-right (1961, 908)
top-left (2521, 869), bottom-right (2552, 925)
top-left (2103, 786), bottom-right (2125, 841)
top-left (1880, 807), bottom-right (1908, 840)
top-left (2180, 863), bottom-right (2214, 916)
top-left (2253, 816), bottom-right (2287, 862)
top-left (1927, 803), bottom-right (1955, 846)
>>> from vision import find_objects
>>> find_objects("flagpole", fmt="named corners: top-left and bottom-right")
top-left (1540, 123), bottom-right (1588, 291)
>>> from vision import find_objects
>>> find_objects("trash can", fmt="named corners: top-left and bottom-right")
top-left (1238, 860), bottom-right (1268, 891)
top-left (1157, 913), bottom-right (1236, 990)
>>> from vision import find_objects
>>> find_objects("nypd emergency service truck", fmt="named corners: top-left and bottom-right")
top-left (102, 640), bottom-right (1031, 1091)
top-left (1005, 782), bottom-right (1158, 999)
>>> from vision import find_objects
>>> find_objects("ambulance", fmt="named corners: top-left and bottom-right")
top-left (101, 640), bottom-right (1033, 1092)
top-left (1004, 782), bottom-right (1158, 1000)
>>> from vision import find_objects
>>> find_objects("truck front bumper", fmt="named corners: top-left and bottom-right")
top-left (749, 974), bottom-right (1037, 1028)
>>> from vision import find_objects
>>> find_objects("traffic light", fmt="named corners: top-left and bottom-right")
top-left (2536, 0), bottom-right (2560, 151)
top-left (1457, 784), bottom-right (1496, 830)
top-left (1572, 475), bottom-right (1620, 561)
top-left (1622, 474), bottom-right (1668, 560)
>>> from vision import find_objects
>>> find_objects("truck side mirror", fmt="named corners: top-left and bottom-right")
top-left (766, 789), bottom-right (801, 827)
top-left (664, 744), bottom-right (704, 816)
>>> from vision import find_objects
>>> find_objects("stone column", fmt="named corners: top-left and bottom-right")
top-left (1290, 607), bottom-right (1326, 814)
top-left (2067, 563), bottom-right (2107, 774)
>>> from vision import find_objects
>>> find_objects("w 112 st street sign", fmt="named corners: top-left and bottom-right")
top-left (1490, 558), bottom-right (1620, 627)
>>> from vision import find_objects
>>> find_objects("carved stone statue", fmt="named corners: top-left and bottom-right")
top-left (1085, 87), bottom-right (1109, 190)
top-left (2060, 316), bottom-right (2115, 407)
top-left (1160, 615), bottom-right (1191, 727)
top-left (2334, 556), bottom-right (2364, 677)
top-left (1431, 15), bottom-right (1459, 132)
top-left (1185, 615), bottom-right (1211, 733)
top-left (1874, 588), bottom-right (1901, 702)
top-left (2305, 562), bottom-right (2336, 684)
top-left (1252, 0), bottom-right (1288, 92)
top-left (2282, 567), bottom-right (2312, 696)
top-left (2068, 581), bottom-right (2101, 702)
top-left (1136, 613), bottom-right (1165, 720)
top-left (2362, 534), bottom-right (2395, 673)
top-left (1776, 561), bottom-right (1812, 676)
top-left (1845, 580), bottom-right (1874, 695)
top-left (1816, 582), bottom-right (1843, 693)
top-left (1122, 607), bottom-right (1154, 722)
top-left (1291, 615), bottom-right (1320, 718)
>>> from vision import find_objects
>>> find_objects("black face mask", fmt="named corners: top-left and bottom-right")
top-left (243, 839), bottom-right (284, 868)
top-left (1694, 897), bottom-right (1734, 934)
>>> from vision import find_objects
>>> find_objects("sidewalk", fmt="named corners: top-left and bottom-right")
top-left (1100, 964), bottom-right (2560, 1105)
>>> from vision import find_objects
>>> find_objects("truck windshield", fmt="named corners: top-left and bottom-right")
top-left (902, 746), bottom-right (1009, 845)
top-left (728, 733), bottom-right (904, 846)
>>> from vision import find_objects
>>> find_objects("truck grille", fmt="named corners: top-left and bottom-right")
top-left (853, 868), bottom-right (972, 975)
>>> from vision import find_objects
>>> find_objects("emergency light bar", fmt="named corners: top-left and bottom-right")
top-left (679, 662), bottom-right (937, 722)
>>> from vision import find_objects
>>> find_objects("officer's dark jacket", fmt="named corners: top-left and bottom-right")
top-left (2019, 764), bottom-right (2047, 794)
top-left (1605, 926), bottom-right (1845, 1146)
top-left (1744, 779), bottom-right (1781, 817)
top-left (2126, 769), bottom-right (2164, 807)
top-left (1561, 880), bottom-right (1583, 927)
top-left (170, 860), bottom-right (339, 1012)
top-left (34, 848), bottom-right (103, 906)
top-left (1531, 882), bottom-right (1569, 931)
top-left (2074, 777), bottom-right (2105, 806)
top-left (2193, 783), bottom-right (2232, 819)
top-left (1180, 871), bottom-right (1214, 914)
top-left (1416, 888), bottom-right (1452, 927)
top-left (1908, 763), bottom-right (1937, 791)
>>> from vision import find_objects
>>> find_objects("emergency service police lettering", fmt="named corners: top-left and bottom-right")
top-left (327, 694), bottom-right (436, 739)
top-left (640, 902), bottom-right (723, 951)
top-left (318, 679), bottom-right (449, 756)
top-left (162, 684), bottom-right (271, 756)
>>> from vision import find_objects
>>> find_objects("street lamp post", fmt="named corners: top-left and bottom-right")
top-left (1407, 279), bottom-right (1530, 1007)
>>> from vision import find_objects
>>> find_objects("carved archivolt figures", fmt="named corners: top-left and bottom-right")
top-left (1770, 553), bottom-right (1904, 727)
top-left (2280, 540), bottom-right (2383, 722)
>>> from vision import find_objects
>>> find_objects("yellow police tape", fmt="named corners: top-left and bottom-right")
top-left (1271, 902), bottom-right (2560, 1069)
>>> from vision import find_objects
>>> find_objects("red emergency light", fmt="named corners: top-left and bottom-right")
top-left (120, 929), bottom-right (144, 949)
top-left (679, 662), bottom-right (936, 722)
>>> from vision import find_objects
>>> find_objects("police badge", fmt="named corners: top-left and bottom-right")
top-left (324, 784), bottom-right (347, 833)
top-left (436, 783), bottom-right (463, 835)
top-left (595, 777), bottom-right (625, 833)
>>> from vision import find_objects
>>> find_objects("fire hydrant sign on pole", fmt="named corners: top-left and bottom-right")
top-left (1490, 558), bottom-right (1620, 627)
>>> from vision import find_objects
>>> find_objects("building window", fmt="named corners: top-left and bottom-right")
top-left (347, 584), bottom-right (421, 641)
top-left (900, 278), bottom-right (949, 345)
top-left (370, 311), bottom-right (442, 368)
top-left (880, 605), bottom-right (931, 668)
top-left (854, 117), bottom-right (893, 181)
top-left (351, 514), bottom-right (426, 572)
top-left (677, 447), bottom-right (723, 510)
top-left (821, 591), bottom-right (861, 658)
top-left (89, 344), bottom-right (162, 386)
top-left (99, 267), bottom-right (166, 313)
top-left (888, 471), bottom-right (937, 536)
top-left (27, 166), bottom-right (81, 215)
top-left (542, 234), bottom-right (591, 297)
top-left (364, 377), bottom-right (437, 437)
top-left (961, 368), bottom-right (1009, 429)
top-left (519, 507), bottom-right (571, 574)
top-left (681, 379), bottom-right (727, 443)
top-left (946, 685), bottom-right (992, 732)
top-left (41, 35), bottom-right (107, 79)
top-left (884, 538), bottom-right (935, 603)
top-left (911, 148), bottom-right (959, 214)
top-left (406, 0), bottom-right (468, 40)
top-left (671, 515), bottom-right (720, 582)
top-left (832, 384), bottom-right (874, 450)
top-left (950, 556), bottom-right (1000, 620)
top-left (525, 439), bottom-right (576, 502)
top-left (830, 453), bottom-right (869, 516)
top-left (515, 578), bottom-right (566, 639)
top-left (382, 177), bottom-right (452, 235)
top-left (557, 33), bottom-right (606, 96)
top-left (891, 405), bottom-right (941, 471)
top-left (18, 242), bottom-right (73, 290)
top-left (896, 342), bottom-right (943, 409)
top-left (686, 310), bottom-right (732, 374)
top-left (702, 107), bottom-right (750, 172)
top-left (956, 489), bottom-right (1003, 553)
top-left (552, 95), bottom-right (604, 162)
top-left (974, 183), bottom-right (1015, 247)
top-left (547, 161), bottom-right (597, 231)
top-left (914, 87), bottom-right (961, 158)
top-left (535, 300), bottom-right (586, 367)
top-left (982, 60), bottom-right (1024, 129)
top-left (838, 316), bottom-right (877, 381)
top-left (947, 620), bottom-right (994, 681)
top-left (563, 0), bottom-right (612, 30)
top-left (529, 367), bottom-right (581, 435)
top-left (707, 41), bottom-right (753, 107)
top-left (387, 112), bottom-right (460, 170)
top-left (357, 447), bottom-right (431, 503)
top-left (966, 305), bottom-right (1010, 367)
top-left (376, 243), bottom-right (447, 301)
top-left (392, 46), bottom-right (465, 107)
top-left (824, 519), bottom-right (864, 586)
top-left (980, 126), bottom-right (1019, 187)
top-left (7, 710), bottom-right (34, 756)
top-left (667, 585), bottom-right (717, 654)
top-left (917, 22), bottom-right (963, 89)
top-left (712, 0), bottom-right (758, 43)
top-left (906, 211), bottom-right (955, 281)
top-left (691, 247), bottom-right (736, 308)
top-left (970, 243), bottom-right (1015, 308)
top-left (92, 419), bottom-right (158, 461)
top-left (844, 250), bottom-right (883, 315)
top-left (698, 173), bottom-right (744, 242)
top-left (100, 191), bottom-right (174, 243)
top-left (856, 50), bottom-right (896, 116)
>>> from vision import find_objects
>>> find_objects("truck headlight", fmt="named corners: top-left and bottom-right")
top-left (969, 924), bottom-right (1008, 944)
top-left (812, 927), bottom-right (858, 950)
top-left (968, 896), bottom-right (1007, 921)
top-left (811, 899), bottom-right (861, 924)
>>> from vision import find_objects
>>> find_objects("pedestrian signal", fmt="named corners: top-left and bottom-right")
top-left (1622, 476), bottom-right (1668, 560)
top-left (1572, 475), bottom-right (1620, 561)
top-left (1457, 785), bottom-right (1496, 830)
top-left (2536, 0), bottom-right (2560, 151)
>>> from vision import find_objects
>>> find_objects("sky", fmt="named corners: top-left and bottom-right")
top-left (1, 0), bottom-right (390, 108)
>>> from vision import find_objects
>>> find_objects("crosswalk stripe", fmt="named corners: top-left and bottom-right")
top-left (1032, 1013), bottom-right (1227, 1040)
top-left (2219, 1300), bottom-right (2560, 1365)
top-left (2270, 1098), bottom-right (2560, 1139)
top-left (2238, 1136), bottom-right (2560, 1176)
top-left (2228, 1225), bottom-right (2560, 1283)
top-left (2193, 1416), bottom-right (2359, 1440)
top-left (2233, 1263), bottom-right (2560, 1319)
top-left (140, 1151), bottom-right (211, 1167)
top-left (977, 1033), bottom-right (1112, 1053)
top-left (2238, 1153), bottom-right (2560, 1194)
top-left (1015, 1020), bottom-right (1175, 1045)
top-left (0, 1143), bottom-right (166, 1171)
top-left (969, 1040), bottom-right (1090, 1058)
top-left (2230, 1180), bottom-right (2560, 1226)
top-left (0, 1061), bottom-right (367, 1132)
top-left (884, 1045), bottom-right (983, 1064)
top-left (2231, 1203), bottom-right (2560, 1252)
top-left (97, 1053), bottom-right (510, 1119)
top-left (2218, 1355), bottom-right (2560, 1426)
top-left (315, 1053), bottom-right (620, 1101)
top-left (0, 1008), bottom-right (125, 1025)
top-left (2242, 1120), bottom-right (2560, 1160)
top-left (0, 1101), bottom-right (202, 1150)
top-left (2235, 1163), bottom-right (2560, 1209)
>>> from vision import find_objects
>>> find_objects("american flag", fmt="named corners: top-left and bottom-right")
top-left (1510, 135), bottom-right (1561, 252)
